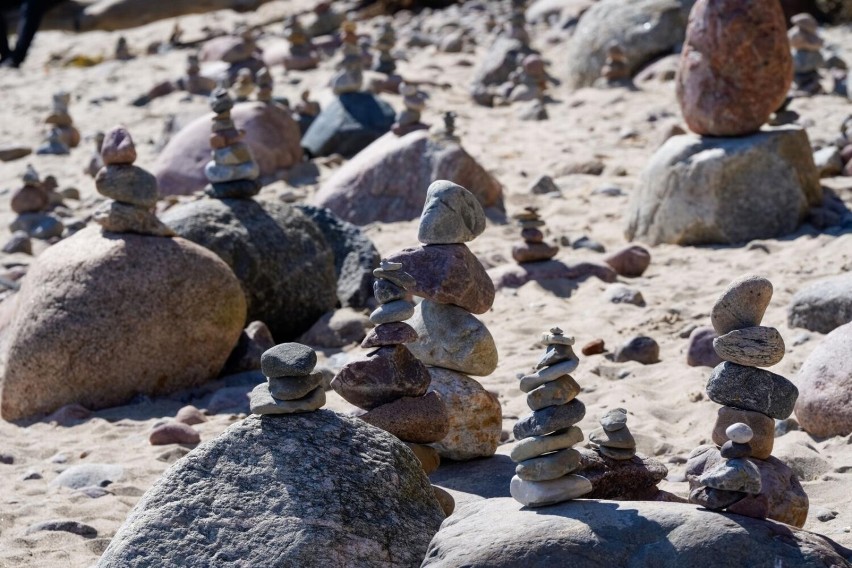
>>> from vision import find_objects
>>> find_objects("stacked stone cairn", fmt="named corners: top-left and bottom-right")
top-left (115, 36), bottom-right (132, 61)
top-left (374, 20), bottom-right (396, 75)
top-left (392, 83), bottom-right (428, 136)
top-left (588, 408), bottom-right (636, 461)
top-left (688, 275), bottom-right (800, 515)
top-left (510, 327), bottom-right (592, 507)
top-left (789, 13), bottom-right (824, 96)
top-left (204, 88), bottom-right (261, 199)
top-left (11, 165), bottom-right (49, 215)
top-left (38, 91), bottom-right (80, 155)
top-left (93, 126), bottom-right (174, 236)
top-left (331, 22), bottom-right (364, 95)
top-left (256, 67), bottom-right (273, 103)
top-left (249, 343), bottom-right (326, 415)
top-left (295, 89), bottom-right (321, 133)
top-left (232, 68), bottom-right (255, 102)
top-left (597, 42), bottom-right (631, 87)
top-left (283, 15), bottom-right (318, 71)
top-left (512, 206), bottom-right (558, 263)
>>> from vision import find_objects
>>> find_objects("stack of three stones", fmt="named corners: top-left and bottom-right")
top-left (249, 343), bottom-right (326, 415)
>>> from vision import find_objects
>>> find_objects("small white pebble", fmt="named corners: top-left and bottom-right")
top-left (726, 422), bottom-right (754, 444)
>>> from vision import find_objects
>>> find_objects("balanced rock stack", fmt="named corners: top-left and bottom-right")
top-left (512, 207), bottom-right (558, 264)
top-left (93, 126), bottom-right (174, 237)
top-left (42, 91), bottom-right (80, 151)
top-left (331, 22), bottom-right (364, 95)
top-left (283, 15), bottom-right (318, 71)
top-left (686, 275), bottom-right (809, 527)
top-left (256, 68), bottom-right (273, 103)
top-left (588, 408), bottom-right (636, 461)
top-left (510, 327), bottom-right (592, 507)
top-left (204, 88), bottom-right (261, 199)
top-left (691, 422), bottom-right (762, 511)
top-left (386, 180), bottom-right (502, 461)
top-left (249, 343), bottom-right (326, 415)
top-left (37, 127), bottom-right (69, 156)
top-left (232, 68), bottom-right (255, 102)
top-left (374, 20), bottom-right (396, 75)
top-left (789, 13), bottom-right (824, 96)
top-left (332, 259), bottom-right (449, 476)
top-left (392, 83), bottom-right (427, 136)
top-left (597, 43), bottom-right (630, 87)
top-left (11, 165), bottom-right (49, 215)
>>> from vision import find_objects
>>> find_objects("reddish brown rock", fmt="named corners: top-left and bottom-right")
top-left (101, 127), bottom-right (137, 165)
top-left (331, 345), bottom-right (431, 410)
top-left (149, 422), bottom-right (201, 445)
top-left (711, 406), bottom-right (775, 460)
top-left (11, 185), bottom-right (49, 214)
top-left (512, 242), bottom-right (558, 263)
top-left (386, 245), bottom-right (495, 314)
top-left (604, 245), bottom-right (651, 278)
top-left (175, 405), bottom-right (208, 426)
top-left (676, 0), bottom-right (793, 136)
top-left (582, 339), bottom-right (606, 356)
top-left (361, 322), bottom-right (418, 348)
top-left (686, 326), bottom-right (722, 368)
top-left (360, 392), bottom-right (450, 444)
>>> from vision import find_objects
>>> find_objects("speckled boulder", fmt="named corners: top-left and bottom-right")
top-left (794, 322), bottom-right (852, 437)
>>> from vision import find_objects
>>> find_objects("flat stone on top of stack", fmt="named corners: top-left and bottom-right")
top-left (93, 126), bottom-right (174, 237)
top-left (250, 343), bottom-right (326, 415)
top-left (510, 327), bottom-right (592, 507)
top-left (511, 206), bottom-right (558, 264)
top-left (204, 88), bottom-right (261, 199)
top-left (589, 408), bottom-right (636, 461)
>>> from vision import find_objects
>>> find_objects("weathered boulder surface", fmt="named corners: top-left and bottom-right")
top-left (795, 322), bottom-right (852, 438)
top-left (301, 92), bottom-right (395, 159)
top-left (788, 273), bottom-right (852, 334)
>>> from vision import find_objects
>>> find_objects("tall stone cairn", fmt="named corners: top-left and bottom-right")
top-left (510, 327), bottom-right (592, 507)
top-left (204, 88), bottom-right (261, 199)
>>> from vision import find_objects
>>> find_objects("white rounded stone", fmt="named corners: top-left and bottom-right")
top-left (725, 422), bottom-right (754, 444)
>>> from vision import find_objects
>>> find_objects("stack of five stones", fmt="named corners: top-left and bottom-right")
top-left (512, 206), bottom-right (558, 264)
top-left (204, 88), bottom-right (261, 199)
top-left (250, 343), bottom-right (326, 415)
top-left (510, 327), bottom-right (592, 507)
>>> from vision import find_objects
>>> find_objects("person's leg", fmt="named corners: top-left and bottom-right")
top-left (0, 9), bottom-right (11, 62)
top-left (11, 0), bottom-right (64, 66)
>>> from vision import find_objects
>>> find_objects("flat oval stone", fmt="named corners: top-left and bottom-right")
top-left (95, 165), bottom-right (158, 208)
top-left (520, 359), bottom-right (580, 392)
top-left (101, 126), bottom-right (137, 165)
top-left (261, 343), bottom-right (317, 378)
top-left (720, 441), bottom-right (752, 459)
top-left (535, 344), bottom-right (577, 370)
top-left (373, 268), bottom-right (416, 289)
top-left (513, 400), bottom-right (586, 439)
top-left (600, 408), bottom-right (628, 432)
top-left (360, 392), bottom-right (450, 444)
top-left (598, 445), bottom-right (636, 461)
top-left (268, 372), bottom-right (324, 401)
top-left (713, 326), bottom-right (785, 367)
top-left (526, 375), bottom-right (581, 411)
top-left (361, 322), bottom-right (418, 348)
top-left (249, 383), bottom-right (326, 415)
top-left (689, 486), bottom-right (747, 510)
top-left (706, 362), bottom-right (798, 419)
top-left (374, 279), bottom-right (406, 303)
top-left (510, 426), bottom-right (584, 462)
top-left (515, 448), bottom-right (581, 481)
top-left (386, 244), bottom-right (495, 314)
top-left (370, 300), bottom-right (415, 325)
top-left (710, 276), bottom-right (773, 335)
top-left (418, 180), bottom-right (486, 245)
top-left (331, 345), bottom-right (431, 409)
top-left (725, 423), bottom-right (754, 444)
top-left (589, 426), bottom-right (636, 450)
top-left (149, 422), bottom-right (200, 445)
top-left (603, 245), bottom-right (651, 278)
top-left (699, 458), bottom-right (762, 494)
top-left (509, 474), bottom-right (592, 507)
top-left (712, 406), bottom-right (774, 460)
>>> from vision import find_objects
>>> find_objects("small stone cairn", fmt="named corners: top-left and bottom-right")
top-left (93, 126), bottom-right (174, 236)
top-left (691, 422), bottom-right (762, 510)
top-left (789, 13), bottom-right (824, 96)
top-left (331, 22), bottom-right (364, 95)
top-left (283, 15), bottom-right (318, 71)
top-left (597, 42), bottom-right (631, 87)
top-left (204, 88), bottom-right (261, 199)
top-left (115, 36), bottom-right (132, 61)
top-left (374, 20), bottom-right (397, 75)
top-left (11, 165), bottom-right (49, 215)
top-left (512, 206), bottom-right (558, 263)
top-left (39, 91), bottom-right (80, 153)
top-left (588, 408), bottom-right (636, 460)
top-left (232, 68), bottom-right (255, 102)
top-left (256, 67), bottom-right (273, 103)
top-left (249, 343), bottom-right (326, 415)
top-left (392, 83), bottom-right (428, 136)
top-left (510, 327), bottom-right (592, 507)
top-left (37, 128), bottom-right (69, 156)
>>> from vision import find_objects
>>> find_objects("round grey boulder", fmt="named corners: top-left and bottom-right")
top-left (788, 272), bottom-right (852, 334)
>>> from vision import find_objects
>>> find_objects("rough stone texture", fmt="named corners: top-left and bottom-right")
top-left (418, 180), bottom-right (487, 245)
top-left (161, 198), bottom-right (337, 341)
top-left (295, 205), bottom-right (380, 309)
top-left (613, 336), bottom-right (660, 365)
top-left (706, 362), bottom-right (798, 420)
top-left (99, 412), bottom-right (444, 567)
top-left (301, 92), bottom-right (396, 159)
top-left (686, 444), bottom-right (809, 528)
top-left (312, 130), bottom-right (503, 225)
top-left (794, 321), bottom-right (852, 437)
top-left (713, 326), bottom-right (785, 368)
top-left (577, 448), bottom-right (668, 500)
top-left (514, 400), bottom-right (586, 439)
top-left (427, 368), bottom-right (502, 461)
top-left (712, 406), bottom-right (775, 461)
top-left (488, 261), bottom-right (618, 290)
top-left (261, 343), bottom-right (316, 378)
top-left (626, 129), bottom-right (822, 246)
top-left (686, 326), bottom-right (722, 367)
top-left (421, 498), bottom-right (848, 568)
top-left (676, 0), bottom-right (792, 136)
top-left (563, 0), bottom-right (694, 89)
top-left (788, 273), bottom-right (852, 334)
top-left (386, 245), bottom-right (495, 314)
top-left (603, 245), bottom-right (651, 278)
top-left (331, 345), bottom-right (431, 410)
top-left (360, 392), bottom-right (450, 444)
top-left (711, 276), bottom-right (774, 336)
top-left (154, 102), bottom-right (302, 196)
top-left (0, 226), bottom-right (246, 421)
top-left (407, 300), bottom-right (498, 377)
top-left (361, 322), bottom-right (417, 348)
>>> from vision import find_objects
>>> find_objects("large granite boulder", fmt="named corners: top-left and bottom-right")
top-left (0, 226), bottom-right (246, 421)
top-left (312, 130), bottom-right (504, 225)
top-left (421, 498), bottom-right (851, 567)
top-left (788, 273), bottom-right (852, 334)
top-left (301, 92), bottom-right (396, 159)
top-left (160, 198), bottom-right (337, 341)
top-left (98, 411), bottom-right (445, 566)
top-left (562, 0), bottom-right (695, 89)
top-left (794, 321), bottom-right (852, 437)
top-left (154, 102), bottom-right (302, 197)
top-left (76, 0), bottom-right (274, 32)
top-left (626, 127), bottom-right (822, 246)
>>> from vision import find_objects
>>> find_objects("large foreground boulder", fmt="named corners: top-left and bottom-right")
top-left (98, 411), bottom-right (445, 566)
top-left (563, 0), bottom-right (695, 89)
top-left (301, 92), bottom-right (396, 159)
top-left (154, 102), bottom-right (302, 197)
top-left (794, 321), bottom-right (852, 437)
top-left (313, 130), bottom-right (504, 225)
top-left (161, 198), bottom-right (337, 341)
top-left (626, 127), bottom-right (822, 246)
top-left (421, 498), bottom-right (851, 567)
top-left (0, 226), bottom-right (246, 420)
top-left (788, 273), bottom-right (852, 334)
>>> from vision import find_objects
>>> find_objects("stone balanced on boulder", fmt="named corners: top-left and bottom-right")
top-left (250, 343), bottom-right (326, 415)
top-left (387, 180), bottom-right (502, 461)
top-left (686, 275), bottom-right (809, 527)
top-left (789, 13), bottom-right (824, 96)
top-left (512, 206), bottom-right (558, 263)
top-left (204, 88), bottom-right (261, 199)
top-left (392, 83), bottom-right (428, 136)
top-left (510, 327), bottom-right (592, 507)
top-left (589, 408), bottom-right (636, 461)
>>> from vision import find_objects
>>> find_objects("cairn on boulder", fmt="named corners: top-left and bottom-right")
top-left (232, 68), bottom-right (255, 102)
top-left (596, 43), bottom-right (631, 87)
top-left (510, 327), bottom-right (591, 507)
top-left (686, 275), bottom-right (809, 527)
top-left (204, 88), bottom-right (261, 199)
top-left (250, 343), bottom-right (326, 415)
top-left (385, 180), bottom-right (502, 461)
top-left (256, 67), bottom-right (273, 103)
top-left (331, 22), bottom-right (365, 95)
top-left (11, 165), bottom-right (49, 215)
top-left (789, 13), bottom-right (824, 96)
top-left (512, 206), bottom-right (558, 263)
top-left (392, 83), bottom-right (428, 136)
top-left (93, 127), bottom-right (174, 237)
top-left (374, 20), bottom-right (397, 75)
top-left (132, 54), bottom-right (217, 107)
top-left (283, 15), bottom-right (318, 71)
top-left (589, 408), bottom-right (636, 461)
top-left (40, 91), bottom-right (80, 152)
top-left (115, 36), bottom-right (132, 61)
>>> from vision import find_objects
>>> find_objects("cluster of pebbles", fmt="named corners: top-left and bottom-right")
top-left (204, 89), bottom-right (261, 199)
top-left (512, 206), bottom-right (558, 263)
top-left (249, 343), bottom-right (326, 415)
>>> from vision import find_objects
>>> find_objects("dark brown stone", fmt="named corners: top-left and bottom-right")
top-left (386, 244), bottom-right (494, 314)
top-left (676, 0), bottom-right (792, 136)
top-left (11, 185), bottom-right (49, 214)
top-left (101, 126), bottom-right (137, 165)
top-left (603, 245), bottom-right (651, 278)
top-left (361, 322), bottom-right (419, 348)
top-left (512, 242), bottom-right (559, 263)
top-left (360, 392), bottom-right (449, 444)
top-left (521, 228), bottom-right (543, 243)
top-left (581, 339), bottom-right (606, 356)
top-left (578, 448), bottom-right (668, 500)
top-left (149, 422), bottom-right (201, 445)
top-left (331, 345), bottom-right (431, 409)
